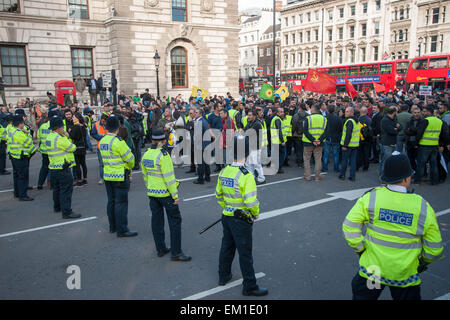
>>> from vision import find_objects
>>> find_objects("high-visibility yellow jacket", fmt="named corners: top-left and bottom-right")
top-left (141, 146), bottom-right (179, 200)
top-left (46, 131), bottom-right (76, 169)
top-left (8, 127), bottom-right (37, 159)
top-left (270, 115), bottom-right (283, 145)
top-left (37, 122), bottom-right (51, 154)
top-left (419, 116), bottom-right (442, 146)
top-left (260, 119), bottom-right (268, 148)
top-left (6, 124), bottom-right (14, 153)
top-left (343, 187), bottom-right (443, 287)
top-left (341, 118), bottom-right (360, 147)
top-left (99, 133), bottom-right (135, 181)
top-left (282, 115), bottom-right (292, 138)
top-left (215, 164), bottom-right (259, 218)
top-left (0, 125), bottom-right (6, 142)
top-left (241, 116), bottom-right (248, 128)
top-left (302, 114), bottom-right (327, 144)
top-left (229, 109), bottom-right (238, 125)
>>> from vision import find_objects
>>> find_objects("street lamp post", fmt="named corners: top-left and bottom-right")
top-left (153, 50), bottom-right (161, 99)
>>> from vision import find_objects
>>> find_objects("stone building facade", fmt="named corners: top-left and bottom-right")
top-left (0, 0), bottom-right (239, 104)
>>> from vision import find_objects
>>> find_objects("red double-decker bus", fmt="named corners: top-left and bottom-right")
top-left (316, 59), bottom-right (409, 92)
top-left (405, 54), bottom-right (450, 91)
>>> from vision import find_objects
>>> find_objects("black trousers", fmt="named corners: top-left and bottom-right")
top-left (352, 273), bottom-right (421, 300)
top-left (293, 138), bottom-right (304, 165)
top-left (197, 160), bottom-right (210, 182)
top-left (357, 141), bottom-right (371, 170)
top-left (11, 157), bottom-right (29, 199)
top-left (406, 143), bottom-right (418, 171)
top-left (0, 141), bottom-right (7, 173)
top-left (38, 154), bottom-right (49, 187)
top-left (50, 168), bottom-right (74, 217)
top-left (74, 153), bottom-right (87, 180)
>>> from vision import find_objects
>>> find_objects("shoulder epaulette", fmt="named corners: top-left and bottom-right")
top-left (362, 187), bottom-right (378, 196)
top-left (240, 166), bottom-right (249, 175)
top-left (161, 148), bottom-right (168, 156)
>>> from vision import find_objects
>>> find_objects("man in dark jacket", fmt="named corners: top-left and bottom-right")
top-left (244, 109), bottom-right (265, 184)
top-left (97, 73), bottom-right (106, 106)
top-left (357, 107), bottom-right (372, 171)
top-left (291, 103), bottom-right (308, 167)
top-left (129, 110), bottom-right (144, 170)
top-left (339, 107), bottom-right (359, 181)
top-left (87, 74), bottom-right (98, 106)
top-left (140, 89), bottom-right (152, 107)
top-left (379, 106), bottom-right (402, 176)
top-left (370, 104), bottom-right (382, 163)
top-left (193, 108), bottom-right (211, 184)
top-left (322, 104), bottom-right (343, 173)
top-left (404, 105), bottom-right (422, 171)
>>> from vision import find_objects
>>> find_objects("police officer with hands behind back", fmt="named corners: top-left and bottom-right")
top-left (343, 153), bottom-right (443, 300)
top-left (100, 115), bottom-right (137, 237)
top-left (46, 116), bottom-right (81, 218)
top-left (141, 129), bottom-right (191, 261)
top-left (9, 115), bottom-right (37, 201)
top-left (215, 135), bottom-right (268, 297)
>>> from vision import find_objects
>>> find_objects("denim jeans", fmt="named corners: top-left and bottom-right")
top-left (11, 158), bottom-right (29, 199)
top-left (37, 154), bottom-right (49, 187)
top-left (415, 146), bottom-right (439, 184)
top-left (86, 129), bottom-right (93, 152)
top-left (322, 140), bottom-right (340, 172)
top-left (396, 135), bottom-right (406, 154)
top-left (279, 144), bottom-right (286, 170)
top-left (149, 196), bottom-right (182, 256)
top-left (105, 177), bottom-right (130, 234)
top-left (50, 168), bottom-right (74, 217)
top-left (219, 215), bottom-right (258, 292)
top-left (379, 144), bottom-right (396, 176)
top-left (340, 147), bottom-right (357, 179)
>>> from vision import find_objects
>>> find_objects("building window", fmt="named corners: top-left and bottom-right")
top-left (68, 0), bottom-right (89, 19)
top-left (307, 12), bottom-right (311, 22)
top-left (430, 35), bottom-right (438, 52)
top-left (292, 33), bottom-right (296, 44)
top-left (426, 9), bottom-right (430, 25)
top-left (374, 21), bottom-right (380, 35)
top-left (251, 49), bottom-right (254, 57)
top-left (349, 48), bottom-right (355, 63)
top-left (339, 7), bottom-right (344, 18)
top-left (361, 23), bottom-right (367, 37)
top-left (394, 8), bottom-right (398, 21)
top-left (315, 10), bottom-right (319, 21)
top-left (171, 47), bottom-right (187, 88)
top-left (71, 47), bottom-right (93, 83)
top-left (443, 6), bottom-right (446, 22)
top-left (267, 47), bottom-right (272, 56)
top-left (393, 31), bottom-right (397, 43)
top-left (373, 46), bottom-right (379, 60)
top-left (299, 14), bottom-right (303, 23)
top-left (315, 29), bottom-right (319, 41)
top-left (260, 49), bottom-right (264, 57)
top-left (306, 52), bottom-right (310, 65)
top-left (404, 51), bottom-right (409, 59)
top-left (440, 34), bottom-right (444, 51)
top-left (172, 0), bottom-right (187, 22)
top-left (328, 10), bottom-right (333, 21)
top-left (349, 26), bottom-right (355, 38)
top-left (405, 29), bottom-right (408, 41)
top-left (314, 51), bottom-right (318, 65)
top-left (299, 32), bottom-right (303, 43)
top-left (307, 30), bottom-right (311, 42)
top-left (400, 7), bottom-right (404, 20)
top-left (361, 47), bottom-right (366, 62)
top-left (433, 7), bottom-right (440, 24)
top-left (285, 17), bottom-right (288, 27)
top-left (299, 52), bottom-right (303, 66)
top-left (363, 3), bottom-right (368, 14)
top-left (351, 5), bottom-right (355, 16)
top-left (391, 52), bottom-right (396, 60)
top-left (327, 51), bottom-right (332, 64)
top-left (339, 27), bottom-right (343, 40)
top-left (338, 50), bottom-right (343, 64)
top-left (285, 34), bottom-right (289, 45)
top-left (0, 45), bottom-right (28, 87)
top-left (291, 53), bottom-right (295, 67)
top-left (328, 29), bottom-right (333, 41)
top-left (376, 0), bottom-right (381, 11)
top-left (292, 16), bottom-right (295, 25)
top-left (399, 30), bottom-right (403, 42)
top-left (0, 0), bottom-right (19, 12)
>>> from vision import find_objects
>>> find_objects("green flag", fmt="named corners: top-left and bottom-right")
top-left (166, 96), bottom-right (170, 104)
top-left (259, 83), bottom-right (274, 101)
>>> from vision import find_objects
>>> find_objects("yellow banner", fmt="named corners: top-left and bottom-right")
top-left (274, 85), bottom-right (289, 102)
top-left (191, 86), bottom-right (209, 102)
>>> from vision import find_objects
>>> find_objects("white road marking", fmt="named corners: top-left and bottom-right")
top-left (0, 189), bottom-right (13, 193)
top-left (182, 272), bottom-right (266, 300)
top-left (436, 208), bottom-right (450, 217)
top-left (183, 173), bottom-right (327, 202)
top-left (435, 292), bottom-right (450, 300)
top-left (0, 217), bottom-right (98, 239)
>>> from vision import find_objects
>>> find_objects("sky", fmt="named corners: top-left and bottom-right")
top-left (239, 0), bottom-right (276, 12)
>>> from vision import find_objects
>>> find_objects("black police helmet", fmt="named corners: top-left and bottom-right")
top-left (12, 115), bottom-right (24, 127)
top-left (151, 129), bottom-right (166, 141)
top-left (48, 110), bottom-right (59, 118)
top-left (233, 135), bottom-right (250, 161)
top-left (381, 153), bottom-right (415, 184)
top-left (15, 108), bottom-right (26, 116)
top-left (49, 116), bottom-right (64, 130)
top-left (105, 115), bottom-right (120, 132)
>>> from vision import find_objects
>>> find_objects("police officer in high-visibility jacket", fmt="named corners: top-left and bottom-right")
top-left (9, 115), bottom-right (37, 201)
top-left (339, 107), bottom-right (360, 181)
top-left (0, 114), bottom-right (11, 175)
top-left (100, 115), bottom-right (137, 237)
top-left (343, 154), bottom-right (443, 300)
top-left (141, 129), bottom-right (191, 261)
top-left (37, 110), bottom-right (58, 189)
top-left (215, 135), bottom-right (268, 296)
top-left (46, 116), bottom-right (81, 219)
top-left (281, 109), bottom-right (292, 167)
top-left (270, 107), bottom-right (286, 174)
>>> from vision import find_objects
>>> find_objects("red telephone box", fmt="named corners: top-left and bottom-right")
top-left (54, 80), bottom-right (76, 105)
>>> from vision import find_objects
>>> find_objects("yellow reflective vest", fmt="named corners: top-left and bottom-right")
top-left (37, 122), bottom-right (51, 154)
top-left (8, 127), bottom-right (37, 159)
top-left (141, 146), bottom-right (179, 199)
top-left (100, 133), bottom-right (135, 181)
top-left (215, 164), bottom-right (259, 218)
top-left (341, 118), bottom-right (360, 147)
top-left (241, 116), bottom-right (248, 128)
top-left (270, 115), bottom-right (283, 145)
top-left (46, 131), bottom-right (76, 169)
top-left (260, 119), bottom-right (268, 148)
top-left (302, 114), bottom-right (327, 143)
top-left (282, 115), bottom-right (292, 138)
top-left (343, 187), bottom-right (443, 287)
top-left (419, 116), bottom-right (442, 146)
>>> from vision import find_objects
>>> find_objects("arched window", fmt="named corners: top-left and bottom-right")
top-left (400, 7), bottom-right (404, 20)
top-left (404, 51), bottom-right (409, 59)
top-left (393, 31), bottom-right (397, 43)
top-left (398, 51), bottom-right (402, 59)
top-left (399, 30), bottom-right (403, 42)
top-left (171, 47), bottom-right (188, 88)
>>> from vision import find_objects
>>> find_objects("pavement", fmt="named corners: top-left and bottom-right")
top-left (0, 148), bottom-right (449, 300)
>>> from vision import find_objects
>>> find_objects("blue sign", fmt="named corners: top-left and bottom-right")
top-left (447, 70), bottom-right (450, 79)
top-left (221, 177), bottom-right (235, 188)
top-left (337, 76), bottom-right (381, 85)
top-left (379, 208), bottom-right (413, 226)
top-left (100, 144), bottom-right (109, 151)
top-left (143, 159), bottom-right (154, 168)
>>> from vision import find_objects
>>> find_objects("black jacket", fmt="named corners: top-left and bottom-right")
top-left (371, 112), bottom-right (382, 136)
top-left (69, 124), bottom-right (87, 155)
top-left (324, 113), bottom-right (343, 143)
top-left (244, 119), bottom-right (262, 150)
top-left (404, 117), bottom-right (422, 145)
top-left (87, 79), bottom-right (99, 93)
top-left (380, 115), bottom-right (401, 146)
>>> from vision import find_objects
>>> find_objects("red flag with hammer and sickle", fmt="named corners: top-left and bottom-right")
top-left (304, 69), bottom-right (337, 94)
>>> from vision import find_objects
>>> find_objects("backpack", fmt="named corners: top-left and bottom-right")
top-left (360, 122), bottom-right (373, 141)
top-left (130, 120), bottom-right (143, 139)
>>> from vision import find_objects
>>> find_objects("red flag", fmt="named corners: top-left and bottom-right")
top-left (345, 79), bottom-right (358, 98)
top-left (304, 69), bottom-right (336, 94)
top-left (373, 82), bottom-right (386, 93)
